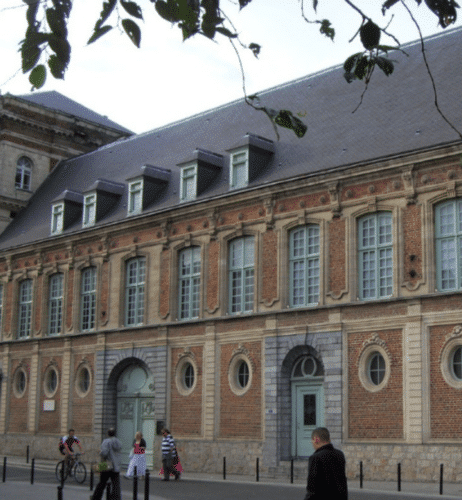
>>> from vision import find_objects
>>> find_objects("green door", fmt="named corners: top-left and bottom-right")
top-left (292, 382), bottom-right (324, 457)
top-left (116, 365), bottom-right (155, 467)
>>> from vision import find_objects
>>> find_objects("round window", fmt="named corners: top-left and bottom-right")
top-left (75, 365), bottom-right (91, 397)
top-left (13, 368), bottom-right (27, 398)
top-left (183, 362), bottom-right (195, 389)
top-left (292, 356), bottom-right (320, 378)
top-left (237, 360), bottom-right (249, 389)
top-left (368, 352), bottom-right (386, 386)
top-left (44, 367), bottom-right (59, 397)
top-left (451, 346), bottom-right (462, 380)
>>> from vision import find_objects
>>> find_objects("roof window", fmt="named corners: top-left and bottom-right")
top-left (126, 165), bottom-right (171, 216)
top-left (178, 149), bottom-right (223, 202)
top-left (50, 190), bottom-right (83, 235)
top-left (82, 179), bottom-right (124, 227)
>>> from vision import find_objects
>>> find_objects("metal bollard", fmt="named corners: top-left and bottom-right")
top-left (30, 458), bottom-right (35, 485)
top-left (144, 470), bottom-right (150, 500)
top-left (256, 457), bottom-right (259, 482)
top-left (359, 461), bottom-right (363, 489)
top-left (223, 457), bottom-right (226, 480)
top-left (440, 464), bottom-right (444, 495)
top-left (290, 459), bottom-right (294, 484)
top-left (397, 463), bottom-right (401, 492)
top-left (90, 466), bottom-right (94, 490)
top-left (2, 457), bottom-right (6, 483)
top-left (133, 466), bottom-right (138, 499)
top-left (60, 460), bottom-right (65, 488)
top-left (26, 445), bottom-right (30, 464)
top-left (57, 485), bottom-right (63, 500)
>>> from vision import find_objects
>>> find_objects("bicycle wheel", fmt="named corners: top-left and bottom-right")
top-left (55, 461), bottom-right (69, 482)
top-left (73, 462), bottom-right (87, 483)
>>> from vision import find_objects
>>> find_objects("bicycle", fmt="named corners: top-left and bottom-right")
top-left (55, 452), bottom-right (87, 484)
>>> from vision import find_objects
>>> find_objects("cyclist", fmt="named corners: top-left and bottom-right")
top-left (60, 429), bottom-right (84, 471)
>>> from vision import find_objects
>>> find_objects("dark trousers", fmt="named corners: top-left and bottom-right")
top-left (91, 470), bottom-right (121, 500)
top-left (162, 456), bottom-right (178, 480)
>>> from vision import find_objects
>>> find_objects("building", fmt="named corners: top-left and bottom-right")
top-left (0, 28), bottom-right (461, 480)
top-left (0, 91), bottom-right (132, 233)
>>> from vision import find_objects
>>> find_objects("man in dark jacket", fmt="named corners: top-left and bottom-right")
top-left (304, 427), bottom-right (348, 500)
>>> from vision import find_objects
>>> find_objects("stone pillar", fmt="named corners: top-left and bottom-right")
top-left (203, 322), bottom-right (217, 439)
top-left (0, 345), bottom-right (10, 433)
top-left (60, 339), bottom-right (72, 433)
top-left (28, 342), bottom-right (39, 432)
top-left (403, 301), bottom-right (423, 443)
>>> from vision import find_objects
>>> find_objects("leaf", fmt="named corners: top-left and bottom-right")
top-left (88, 25), bottom-right (113, 45)
top-left (29, 64), bottom-right (46, 89)
top-left (376, 56), bottom-right (394, 76)
top-left (274, 110), bottom-right (307, 138)
top-left (48, 35), bottom-right (71, 64)
top-left (313, 0), bottom-right (318, 11)
top-left (46, 7), bottom-right (67, 37)
top-left (343, 53), bottom-right (362, 73)
top-left (381, 0), bottom-right (400, 13)
top-left (354, 55), bottom-right (370, 80)
top-left (155, 0), bottom-right (181, 23)
top-left (424, 0), bottom-right (458, 27)
top-left (216, 27), bottom-right (238, 38)
top-left (21, 32), bottom-right (48, 73)
top-left (239, 0), bottom-right (253, 8)
top-left (122, 18), bottom-right (141, 47)
top-left (249, 43), bottom-right (261, 58)
top-left (120, 0), bottom-right (143, 20)
top-left (48, 53), bottom-right (67, 79)
top-left (95, 0), bottom-right (117, 29)
top-left (319, 19), bottom-right (335, 40)
top-left (360, 20), bottom-right (381, 50)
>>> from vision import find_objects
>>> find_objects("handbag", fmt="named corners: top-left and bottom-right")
top-left (94, 460), bottom-right (113, 472)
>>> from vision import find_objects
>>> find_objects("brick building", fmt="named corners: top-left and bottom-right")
top-left (0, 28), bottom-right (461, 480)
top-left (0, 91), bottom-right (132, 233)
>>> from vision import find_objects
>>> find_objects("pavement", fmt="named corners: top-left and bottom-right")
top-left (1, 455), bottom-right (462, 499)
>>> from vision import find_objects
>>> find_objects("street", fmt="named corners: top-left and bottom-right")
top-left (1, 465), bottom-right (459, 500)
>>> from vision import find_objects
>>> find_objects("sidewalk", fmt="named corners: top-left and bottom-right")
top-left (2, 455), bottom-right (462, 498)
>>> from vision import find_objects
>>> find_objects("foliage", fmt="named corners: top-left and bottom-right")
top-left (17, 0), bottom-right (460, 138)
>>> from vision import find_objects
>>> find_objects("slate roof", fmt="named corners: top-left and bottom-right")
top-left (13, 90), bottom-right (133, 134)
top-left (1, 27), bottom-right (462, 251)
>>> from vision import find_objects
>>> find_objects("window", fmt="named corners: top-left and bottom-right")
top-left (44, 366), bottom-right (59, 397)
top-left (228, 352), bottom-right (253, 395)
top-left (82, 194), bottom-right (96, 227)
top-left (128, 180), bottom-right (143, 215)
top-left (15, 156), bottom-right (32, 190)
top-left (435, 199), bottom-right (462, 291)
top-left (80, 267), bottom-right (96, 331)
top-left (289, 225), bottom-right (320, 307)
top-left (75, 365), bottom-right (92, 397)
top-left (237, 360), bottom-right (250, 388)
top-left (451, 346), bottom-right (462, 381)
top-left (180, 165), bottom-right (197, 201)
top-left (291, 356), bottom-right (322, 378)
top-left (48, 274), bottom-right (63, 335)
top-left (230, 150), bottom-right (248, 189)
top-left (358, 212), bottom-right (393, 300)
top-left (13, 368), bottom-right (27, 398)
top-left (229, 236), bottom-right (255, 314)
top-left (125, 258), bottom-right (146, 326)
top-left (179, 247), bottom-right (201, 320)
top-left (184, 363), bottom-right (195, 389)
top-left (368, 352), bottom-right (386, 385)
top-left (18, 279), bottom-right (33, 338)
top-left (175, 356), bottom-right (197, 395)
top-left (51, 203), bottom-right (64, 235)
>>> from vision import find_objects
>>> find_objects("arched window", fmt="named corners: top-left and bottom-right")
top-left (435, 199), bottom-right (462, 291)
top-left (178, 247), bottom-right (201, 320)
top-left (289, 225), bottom-right (320, 307)
top-left (15, 157), bottom-right (32, 190)
top-left (358, 212), bottom-right (393, 300)
top-left (125, 257), bottom-right (146, 326)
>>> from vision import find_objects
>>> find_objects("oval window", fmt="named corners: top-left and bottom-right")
top-left (368, 352), bottom-right (386, 386)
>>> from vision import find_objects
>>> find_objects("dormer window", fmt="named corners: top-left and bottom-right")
top-left (177, 149), bottom-right (223, 202)
top-left (230, 150), bottom-right (249, 189)
top-left (50, 190), bottom-right (83, 235)
top-left (128, 179), bottom-right (143, 215)
top-left (126, 165), bottom-right (170, 216)
top-left (227, 134), bottom-right (274, 190)
top-left (51, 203), bottom-right (64, 235)
top-left (180, 165), bottom-right (197, 202)
top-left (82, 193), bottom-right (97, 228)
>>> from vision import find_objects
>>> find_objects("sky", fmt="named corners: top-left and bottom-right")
top-left (0, 0), bottom-right (460, 134)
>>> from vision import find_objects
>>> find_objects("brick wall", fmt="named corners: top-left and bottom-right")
top-left (69, 353), bottom-right (94, 433)
top-left (348, 329), bottom-right (403, 439)
top-left (8, 358), bottom-right (31, 433)
top-left (328, 217), bottom-right (346, 296)
top-left (402, 204), bottom-right (422, 286)
top-left (261, 229), bottom-right (278, 305)
top-left (38, 355), bottom-right (62, 433)
top-left (207, 240), bottom-right (220, 312)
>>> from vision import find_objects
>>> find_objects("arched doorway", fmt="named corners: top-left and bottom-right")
top-left (116, 365), bottom-right (155, 467)
top-left (291, 355), bottom-right (324, 457)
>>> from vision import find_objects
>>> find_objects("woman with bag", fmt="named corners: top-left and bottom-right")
top-left (91, 428), bottom-right (122, 500)
top-left (124, 431), bottom-right (146, 479)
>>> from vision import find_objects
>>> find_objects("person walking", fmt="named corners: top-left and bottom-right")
top-left (125, 431), bottom-right (146, 479)
top-left (91, 428), bottom-right (123, 500)
top-left (160, 428), bottom-right (180, 481)
top-left (304, 427), bottom-right (348, 500)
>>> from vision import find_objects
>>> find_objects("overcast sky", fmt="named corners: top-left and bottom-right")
top-left (0, 0), bottom-right (459, 134)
